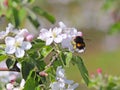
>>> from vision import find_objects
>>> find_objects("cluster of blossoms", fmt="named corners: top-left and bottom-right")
top-left (6, 79), bottom-right (25, 90)
top-left (0, 22), bottom-right (85, 58)
top-left (0, 23), bottom-right (33, 58)
top-left (0, 22), bottom-right (85, 90)
top-left (38, 22), bottom-right (85, 53)
top-left (50, 66), bottom-right (79, 90)
top-left (89, 68), bottom-right (120, 90)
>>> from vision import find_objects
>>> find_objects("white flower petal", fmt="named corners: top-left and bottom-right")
top-left (15, 48), bottom-right (25, 58)
top-left (5, 37), bottom-right (15, 46)
top-left (16, 63), bottom-right (21, 69)
top-left (40, 28), bottom-right (48, 33)
top-left (0, 31), bottom-right (7, 39)
top-left (59, 21), bottom-right (66, 28)
top-left (6, 23), bottom-right (14, 33)
top-left (61, 37), bottom-right (74, 51)
top-left (56, 66), bottom-right (65, 78)
top-left (21, 41), bottom-right (32, 50)
top-left (20, 79), bottom-right (25, 88)
top-left (46, 38), bottom-right (53, 45)
top-left (15, 36), bottom-right (24, 43)
top-left (5, 46), bottom-right (16, 54)
top-left (54, 35), bottom-right (63, 43)
top-left (67, 83), bottom-right (79, 90)
top-left (53, 27), bottom-right (62, 35)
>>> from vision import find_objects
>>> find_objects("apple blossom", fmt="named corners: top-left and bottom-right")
top-left (50, 66), bottom-right (79, 90)
top-left (38, 27), bottom-right (63, 45)
top-left (5, 36), bottom-right (32, 58)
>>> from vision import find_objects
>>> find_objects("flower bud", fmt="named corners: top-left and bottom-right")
top-left (97, 68), bottom-right (102, 74)
top-left (3, 0), bottom-right (8, 7)
top-left (25, 34), bottom-right (34, 42)
top-left (39, 71), bottom-right (48, 77)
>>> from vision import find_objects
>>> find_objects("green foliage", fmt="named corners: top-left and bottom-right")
top-left (0, 0), bottom-right (56, 28)
top-left (72, 56), bottom-right (89, 86)
top-left (109, 22), bottom-right (120, 34)
top-left (0, 55), bottom-right (7, 62)
top-left (32, 6), bottom-right (56, 24)
top-left (89, 70), bottom-right (120, 90)
top-left (102, 0), bottom-right (115, 10)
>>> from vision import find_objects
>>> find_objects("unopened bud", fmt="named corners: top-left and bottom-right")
top-left (26, 34), bottom-right (34, 42)
top-left (3, 0), bottom-right (8, 7)
top-left (39, 71), bottom-right (48, 77)
top-left (97, 68), bottom-right (102, 74)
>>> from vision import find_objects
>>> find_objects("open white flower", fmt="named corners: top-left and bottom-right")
top-left (38, 27), bottom-right (63, 45)
top-left (50, 66), bottom-right (79, 90)
top-left (59, 22), bottom-right (85, 53)
top-left (6, 83), bottom-right (14, 90)
top-left (5, 36), bottom-right (32, 58)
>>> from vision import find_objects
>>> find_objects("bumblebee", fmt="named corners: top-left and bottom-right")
top-left (73, 36), bottom-right (85, 52)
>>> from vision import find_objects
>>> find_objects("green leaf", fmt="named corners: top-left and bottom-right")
top-left (6, 58), bottom-right (16, 69)
top-left (102, 0), bottom-right (115, 10)
top-left (21, 60), bottom-right (35, 80)
top-left (0, 49), bottom-right (5, 55)
top-left (28, 0), bottom-right (35, 4)
top-left (32, 6), bottom-right (56, 24)
top-left (19, 8), bottom-right (27, 26)
top-left (40, 46), bottom-right (53, 57)
top-left (24, 77), bottom-right (39, 90)
top-left (73, 56), bottom-right (89, 86)
top-left (65, 52), bottom-right (72, 67)
top-left (12, 7), bottom-right (20, 28)
top-left (0, 55), bottom-right (8, 62)
top-left (28, 15), bottom-right (40, 28)
top-left (109, 22), bottom-right (120, 34)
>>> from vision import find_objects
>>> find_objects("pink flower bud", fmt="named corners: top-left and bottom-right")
top-left (25, 34), bottom-right (34, 42)
top-left (97, 68), bottom-right (102, 74)
top-left (10, 80), bottom-right (15, 84)
top-left (39, 71), bottom-right (48, 77)
top-left (3, 0), bottom-right (8, 7)
top-left (77, 31), bottom-right (83, 36)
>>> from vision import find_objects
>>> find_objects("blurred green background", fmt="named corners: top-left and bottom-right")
top-left (0, 0), bottom-right (120, 90)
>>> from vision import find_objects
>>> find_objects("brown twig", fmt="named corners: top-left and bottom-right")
top-left (45, 53), bottom-right (58, 68)
top-left (0, 67), bottom-right (9, 71)
top-left (0, 67), bottom-right (20, 72)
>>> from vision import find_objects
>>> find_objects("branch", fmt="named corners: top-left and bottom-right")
top-left (46, 53), bottom-right (58, 68)
top-left (0, 67), bottom-right (20, 72)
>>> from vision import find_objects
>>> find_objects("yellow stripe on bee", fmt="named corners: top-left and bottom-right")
top-left (76, 43), bottom-right (81, 47)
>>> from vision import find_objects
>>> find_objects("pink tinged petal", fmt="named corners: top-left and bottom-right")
top-left (53, 27), bottom-right (62, 35)
top-left (46, 38), bottom-right (53, 45)
top-left (54, 35), bottom-right (63, 43)
top-left (15, 48), bottom-right (25, 58)
top-left (5, 37), bottom-right (15, 46)
top-left (5, 46), bottom-right (16, 54)
top-left (77, 31), bottom-right (83, 36)
top-left (18, 29), bottom-right (29, 37)
top-left (21, 41), bottom-right (32, 50)
top-left (6, 83), bottom-right (14, 90)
